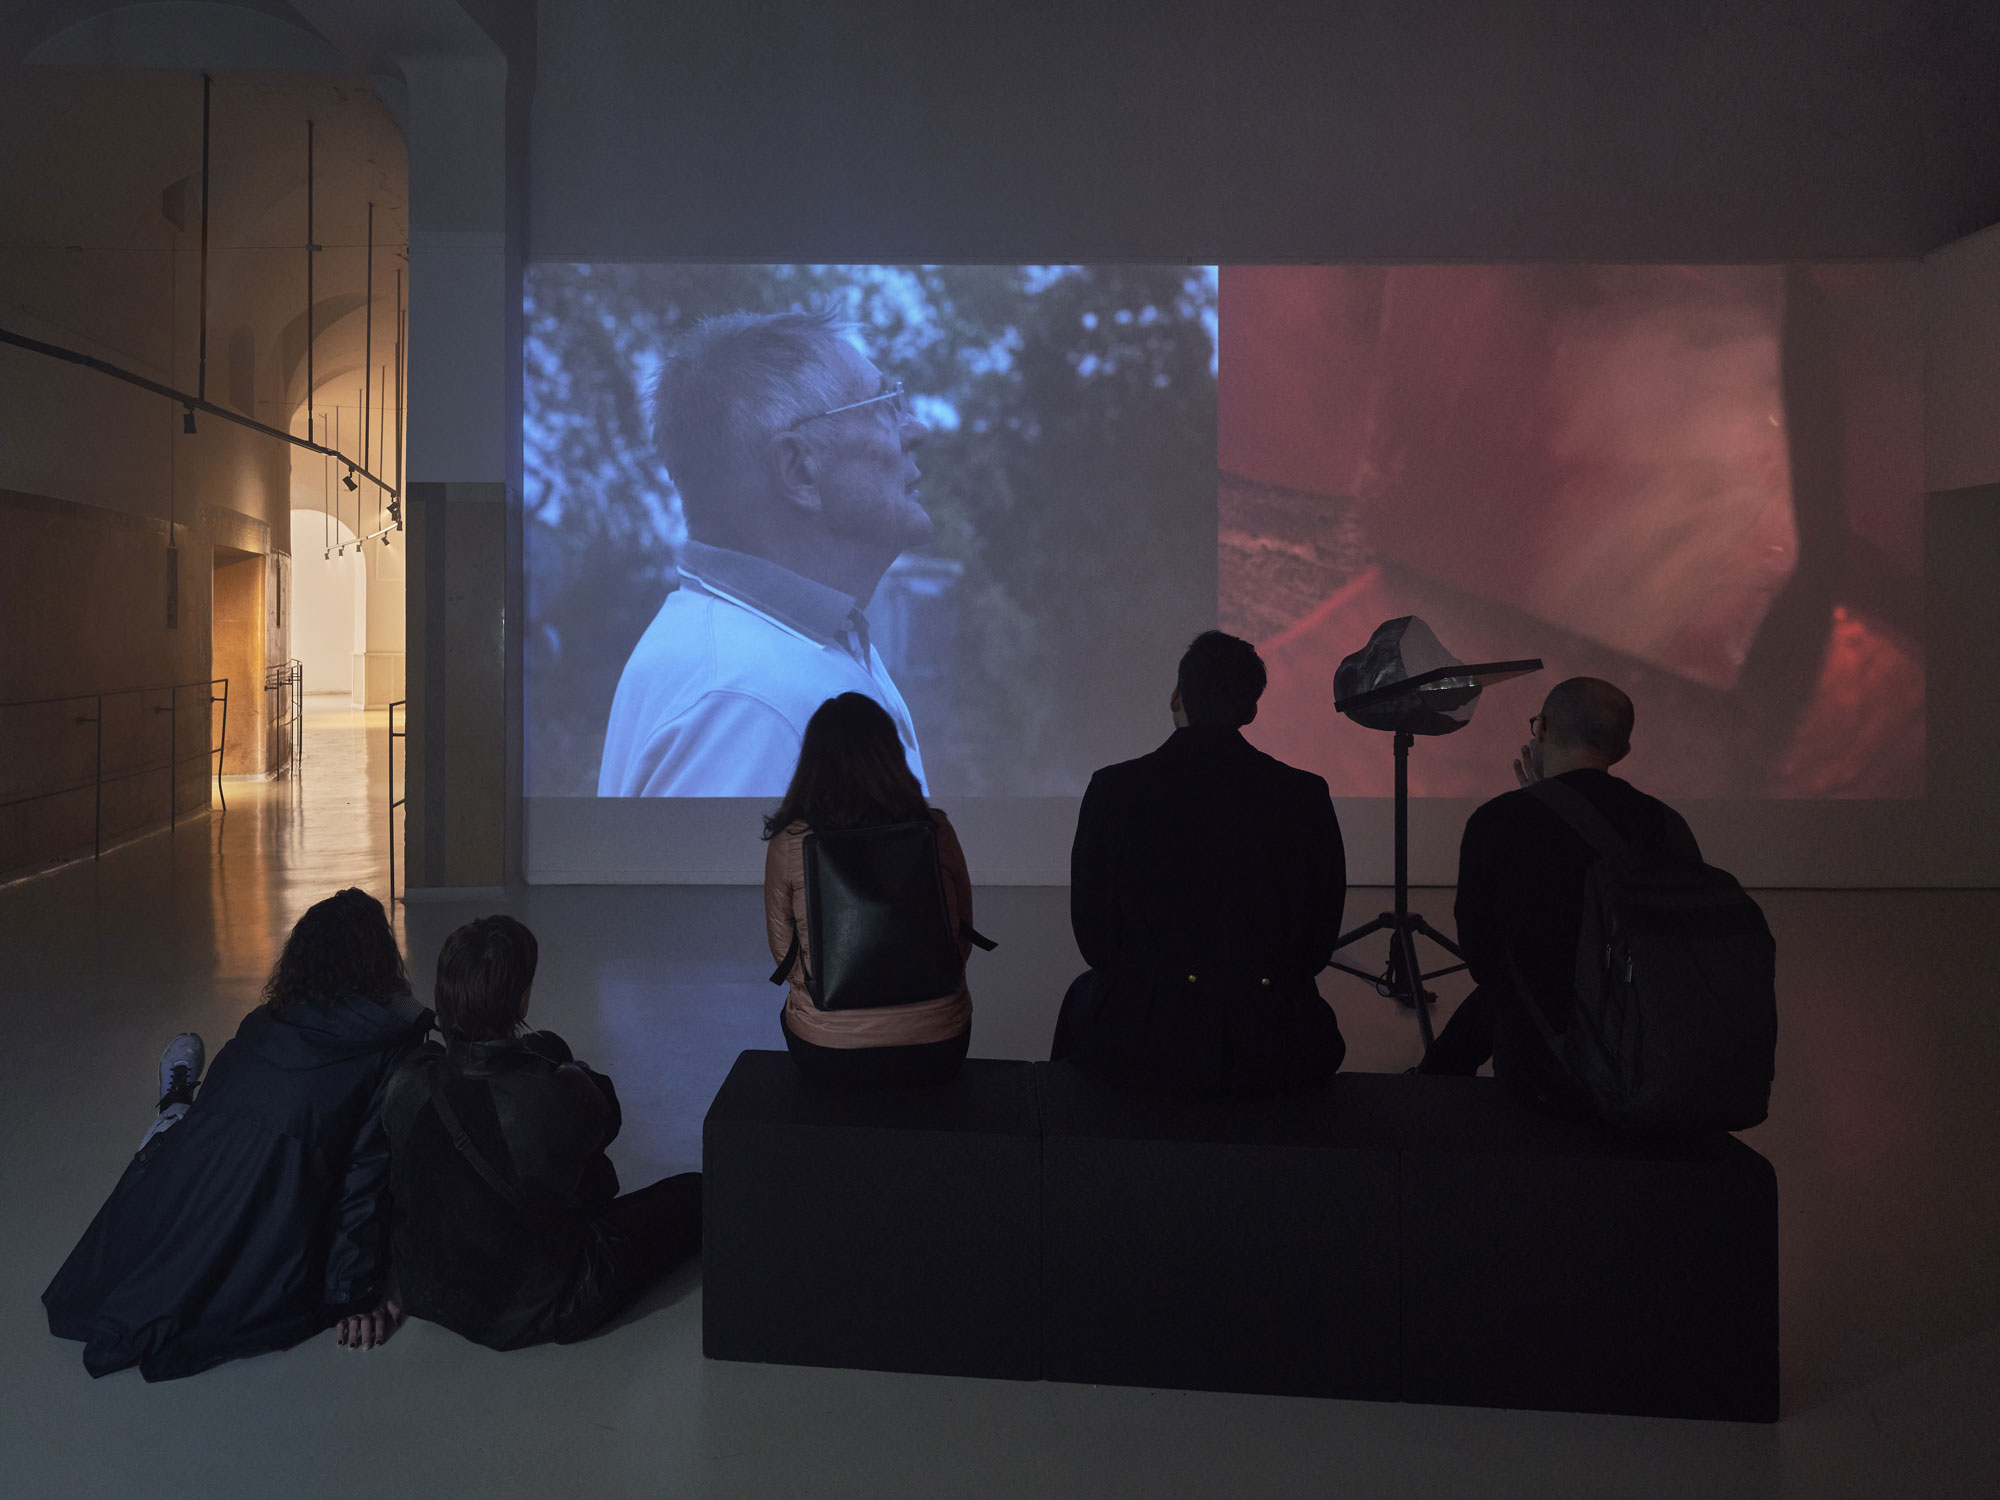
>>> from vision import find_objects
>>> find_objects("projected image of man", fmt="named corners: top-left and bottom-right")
top-left (599, 312), bottom-right (933, 797)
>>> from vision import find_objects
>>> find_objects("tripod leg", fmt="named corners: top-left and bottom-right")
top-left (1411, 913), bottom-right (1465, 959)
top-left (1395, 920), bottom-right (1437, 1051)
top-left (1334, 913), bottom-right (1394, 954)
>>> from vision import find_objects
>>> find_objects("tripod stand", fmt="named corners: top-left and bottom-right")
top-left (1326, 729), bottom-right (1465, 1052)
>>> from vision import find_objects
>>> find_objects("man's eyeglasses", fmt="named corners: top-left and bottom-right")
top-left (785, 378), bottom-right (910, 432)
top-left (1527, 714), bottom-right (1546, 737)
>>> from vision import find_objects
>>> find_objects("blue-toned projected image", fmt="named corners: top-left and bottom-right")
top-left (525, 265), bottom-right (1219, 798)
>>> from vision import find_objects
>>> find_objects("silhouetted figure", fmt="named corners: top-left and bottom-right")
top-left (1052, 631), bottom-right (1349, 1094)
top-left (44, 888), bottom-right (427, 1378)
top-left (1421, 676), bottom-right (1702, 1102)
top-left (383, 916), bottom-right (701, 1349)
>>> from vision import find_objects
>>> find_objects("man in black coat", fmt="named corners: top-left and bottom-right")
top-left (1420, 676), bottom-right (1701, 1102)
top-left (1050, 631), bottom-right (1348, 1094)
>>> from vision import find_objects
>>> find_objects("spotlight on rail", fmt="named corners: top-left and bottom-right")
top-left (182, 407), bottom-right (197, 434)
top-left (341, 469), bottom-right (358, 491)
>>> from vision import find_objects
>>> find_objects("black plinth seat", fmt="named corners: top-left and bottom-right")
top-left (1397, 1076), bottom-right (1779, 1422)
top-left (701, 1051), bottom-right (1778, 1420)
top-left (1037, 1061), bottom-right (1403, 1399)
top-left (701, 1049), bottom-right (1040, 1380)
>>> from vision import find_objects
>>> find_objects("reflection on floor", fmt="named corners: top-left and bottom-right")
top-left (3, 702), bottom-right (1997, 1498)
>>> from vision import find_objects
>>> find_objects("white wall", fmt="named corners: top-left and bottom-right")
top-left (288, 509), bottom-right (362, 695)
top-left (353, 524), bottom-right (407, 706)
top-left (528, 2), bottom-right (2000, 265)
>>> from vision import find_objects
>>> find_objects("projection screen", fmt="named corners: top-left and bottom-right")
top-left (524, 261), bottom-right (1927, 883)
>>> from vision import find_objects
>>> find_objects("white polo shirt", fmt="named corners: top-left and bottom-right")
top-left (596, 541), bottom-right (928, 798)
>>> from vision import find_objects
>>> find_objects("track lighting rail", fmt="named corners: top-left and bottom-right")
top-left (0, 324), bottom-right (401, 502)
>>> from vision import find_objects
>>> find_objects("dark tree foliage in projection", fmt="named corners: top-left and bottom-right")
top-left (525, 264), bottom-right (1218, 797)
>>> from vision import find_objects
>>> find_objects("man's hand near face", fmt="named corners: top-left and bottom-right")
top-left (1513, 736), bottom-right (1545, 788)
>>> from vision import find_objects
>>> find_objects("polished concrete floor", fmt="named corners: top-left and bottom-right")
top-left (3, 701), bottom-right (1998, 1498)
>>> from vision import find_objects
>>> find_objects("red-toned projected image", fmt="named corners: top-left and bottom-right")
top-left (1219, 264), bottom-right (1924, 800)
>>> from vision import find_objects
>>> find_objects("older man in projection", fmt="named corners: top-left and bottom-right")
top-left (599, 311), bottom-right (933, 797)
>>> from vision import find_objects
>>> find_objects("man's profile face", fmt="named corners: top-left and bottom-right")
top-left (810, 341), bottom-right (933, 553)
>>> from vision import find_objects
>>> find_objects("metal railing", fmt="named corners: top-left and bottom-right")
top-left (265, 659), bottom-right (303, 775)
top-left (387, 698), bottom-right (406, 902)
top-left (0, 677), bottom-right (229, 861)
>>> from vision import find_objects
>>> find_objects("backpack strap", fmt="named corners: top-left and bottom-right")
top-left (1504, 947), bottom-right (1567, 1050)
top-left (769, 926), bottom-right (804, 986)
top-left (1527, 778), bottom-right (1632, 860)
top-left (962, 923), bottom-right (998, 952)
top-left (426, 1070), bottom-right (563, 1222)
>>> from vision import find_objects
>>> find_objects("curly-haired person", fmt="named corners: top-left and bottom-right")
top-left (43, 888), bottom-right (430, 1380)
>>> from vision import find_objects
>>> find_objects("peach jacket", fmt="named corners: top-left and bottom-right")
top-left (763, 808), bottom-right (975, 1049)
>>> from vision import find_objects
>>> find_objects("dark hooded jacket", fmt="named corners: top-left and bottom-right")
top-left (382, 1030), bottom-right (626, 1350)
top-left (42, 990), bottom-right (431, 1381)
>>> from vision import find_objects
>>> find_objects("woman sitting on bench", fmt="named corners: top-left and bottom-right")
top-left (764, 692), bottom-right (978, 1087)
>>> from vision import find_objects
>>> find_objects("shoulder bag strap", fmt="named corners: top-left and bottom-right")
top-left (1527, 778), bottom-right (1632, 860)
top-left (427, 1071), bottom-right (562, 1221)
top-left (961, 923), bottom-right (998, 952)
top-left (769, 927), bottom-right (807, 986)
top-left (1504, 947), bottom-right (1567, 1049)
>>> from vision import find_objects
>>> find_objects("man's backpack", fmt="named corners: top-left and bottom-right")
top-left (1507, 779), bottom-right (1777, 1132)
top-left (770, 819), bottom-right (995, 1012)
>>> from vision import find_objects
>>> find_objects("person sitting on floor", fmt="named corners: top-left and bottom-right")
top-left (1418, 676), bottom-right (1703, 1102)
top-left (43, 887), bottom-right (428, 1380)
top-left (381, 915), bottom-right (703, 1350)
top-left (1050, 630), bottom-right (1349, 1094)
top-left (764, 692), bottom-right (977, 1087)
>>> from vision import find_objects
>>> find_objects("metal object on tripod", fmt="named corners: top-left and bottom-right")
top-left (1334, 616), bottom-right (1536, 735)
top-left (1326, 619), bottom-right (1543, 1051)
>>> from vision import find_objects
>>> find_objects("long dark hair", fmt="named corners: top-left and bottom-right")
top-left (262, 887), bottom-right (410, 1011)
top-left (763, 693), bottom-right (928, 838)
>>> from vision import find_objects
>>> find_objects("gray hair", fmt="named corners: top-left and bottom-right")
top-left (649, 309), bottom-right (858, 538)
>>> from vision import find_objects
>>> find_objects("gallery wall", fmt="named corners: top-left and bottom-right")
top-left (517, 0), bottom-right (2000, 887)
top-left (0, 67), bottom-right (408, 875)
top-left (529, 0), bottom-right (2000, 265)
top-left (1925, 222), bottom-right (2000, 493)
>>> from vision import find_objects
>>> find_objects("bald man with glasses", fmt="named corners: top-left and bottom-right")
top-left (599, 310), bottom-right (935, 798)
top-left (1418, 676), bottom-right (1704, 1104)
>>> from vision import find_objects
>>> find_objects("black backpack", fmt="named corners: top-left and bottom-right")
top-left (1506, 779), bottom-right (1777, 1132)
top-left (769, 819), bottom-right (995, 1012)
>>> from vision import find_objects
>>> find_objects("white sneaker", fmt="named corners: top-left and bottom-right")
top-left (157, 1032), bottom-right (204, 1113)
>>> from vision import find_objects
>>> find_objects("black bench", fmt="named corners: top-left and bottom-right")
top-left (1038, 1065), bottom-right (1403, 1400)
top-left (701, 1050), bottom-right (1040, 1380)
top-left (1396, 1075), bottom-right (1778, 1421)
top-left (701, 1052), bottom-right (1778, 1420)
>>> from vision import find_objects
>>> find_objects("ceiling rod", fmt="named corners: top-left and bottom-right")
top-left (306, 117), bottom-right (316, 444)
top-left (196, 74), bottom-right (211, 408)
top-left (363, 200), bottom-right (372, 490)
